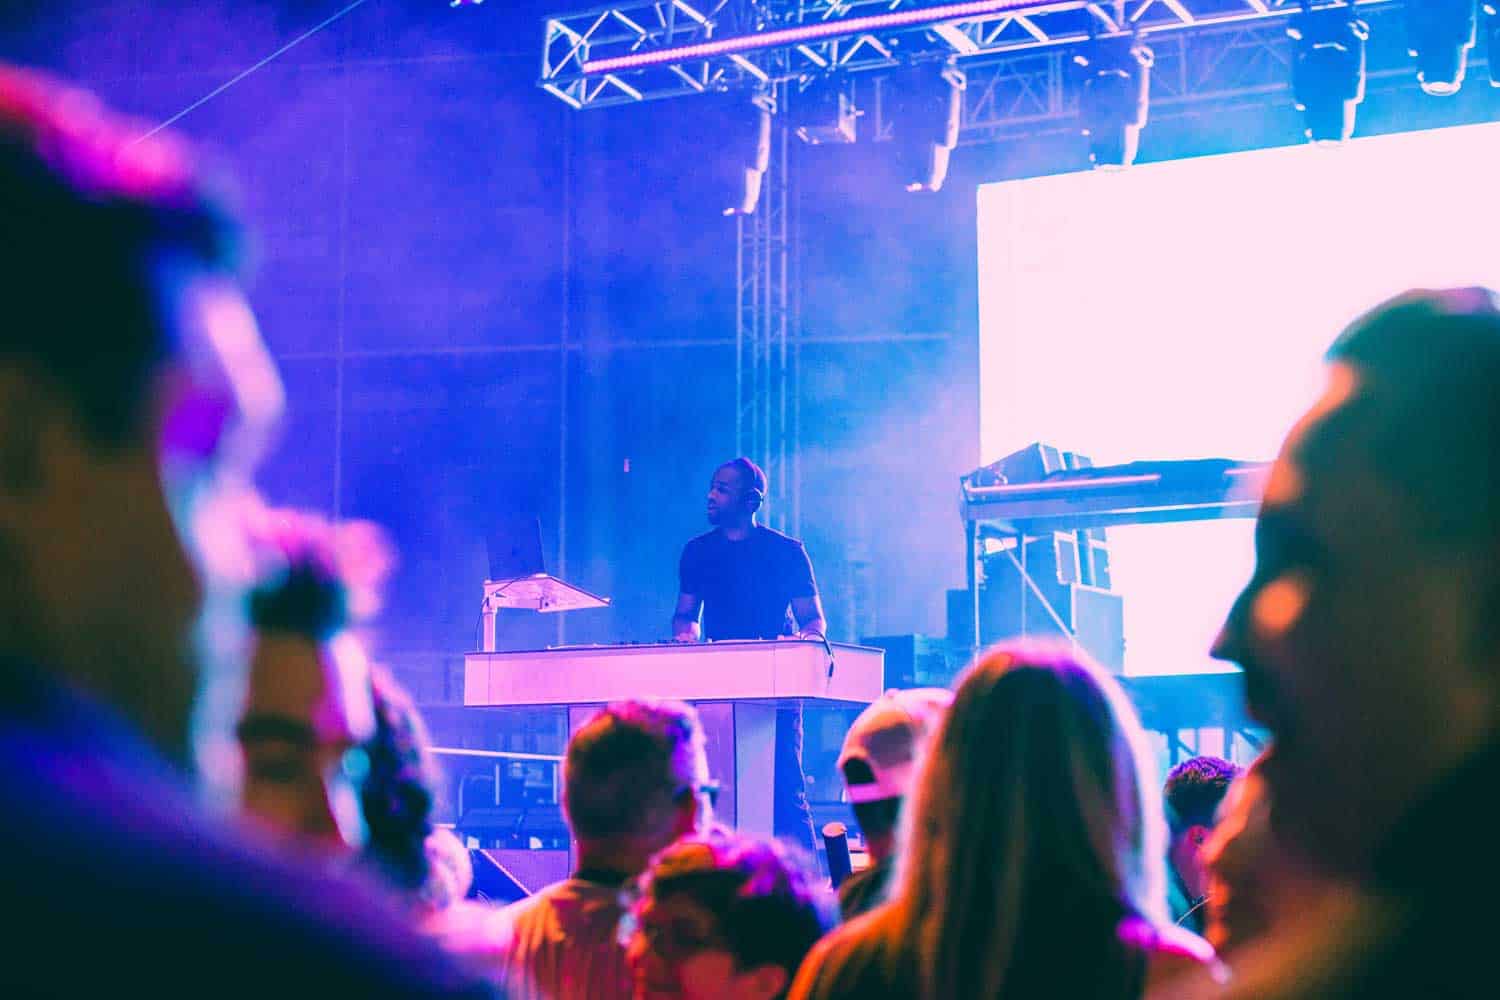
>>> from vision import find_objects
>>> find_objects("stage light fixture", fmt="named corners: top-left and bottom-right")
top-left (789, 77), bottom-right (859, 145)
top-left (1484, 4), bottom-right (1500, 87)
top-left (1408, 0), bottom-right (1477, 96)
top-left (886, 60), bottom-right (965, 193)
top-left (721, 91), bottom-right (775, 216)
top-left (1288, 7), bottom-right (1369, 146)
top-left (1075, 35), bottom-right (1154, 170)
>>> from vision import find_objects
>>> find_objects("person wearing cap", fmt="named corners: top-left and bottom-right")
top-left (834, 688), bottom-right (953, 919)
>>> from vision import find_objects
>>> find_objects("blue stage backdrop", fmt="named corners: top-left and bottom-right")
top-left (4, 1), bottom-right (1497, 710)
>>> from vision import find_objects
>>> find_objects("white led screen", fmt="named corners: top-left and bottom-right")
top-left (977, 121), bottom-right (1500, 673)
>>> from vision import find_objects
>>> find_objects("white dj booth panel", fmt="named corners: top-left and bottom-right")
top-left (465, 640), bottom-right (884, 839)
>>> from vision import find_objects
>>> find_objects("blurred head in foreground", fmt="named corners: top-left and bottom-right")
top-left (0, 64), bottom-right (281, 770)
top-left (1213, 288), bottom-right (1500, 877)
top-left (238, 509), bottom-right (392, 850)
top-left (1201, 754), bottom-right (1342, 956)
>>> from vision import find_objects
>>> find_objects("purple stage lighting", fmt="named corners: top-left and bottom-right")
top-left (789, 80), bottom-right (858, 146)
top-left (1288, 7), bottom-right (1369, 146)
top-left (1484, 4), bottom-right (1500, 87)
top-left (722, 92), bottom-right (774, 216)
top-left (580, 0), bottom-right (1035, 75)
top-left (887, 60), bottom-right (965, 192)
top-left (1407, 0), bottom-right (1478, 96)
top-left (1076, 35), bottom-right (1153, 170)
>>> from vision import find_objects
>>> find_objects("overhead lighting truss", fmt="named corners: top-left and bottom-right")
top-left (540, 0), bottom-right (1400, 110)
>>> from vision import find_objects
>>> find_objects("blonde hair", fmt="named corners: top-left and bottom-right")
top-left (892, 641), bottom-right (1167, 999)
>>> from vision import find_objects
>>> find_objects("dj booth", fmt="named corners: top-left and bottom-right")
top-left (462, 639), bottom-right (885, 834)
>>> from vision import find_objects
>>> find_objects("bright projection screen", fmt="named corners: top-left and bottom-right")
top-left (977, 121), bottom-right (1500, 675)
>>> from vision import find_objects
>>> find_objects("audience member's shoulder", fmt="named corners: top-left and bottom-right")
top-left (477, 884), bottom-right (543, 940)
top-left (470, 878), bottom-right (587, 942)
top-left (203, 835), bottom-right (500, 996)
top-left (836, 863), bottom-right (885, 919)
top-left (421, 898), bottom-right (509, 964)
top-left (0, 707), bottom-right (496, 997)
top-left (788, 904), bottom-right (907, 1000)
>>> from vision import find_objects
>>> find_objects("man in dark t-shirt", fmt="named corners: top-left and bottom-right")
top-left (673, 459), bottom-right (825, 643)
top-left (672, 458), bottom-right (826, 851)
top-left (677, 518), bottom-right (819, 641)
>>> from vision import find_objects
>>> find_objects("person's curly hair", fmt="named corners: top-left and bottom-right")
top-left (638, 833), bottom-right (833, 993)
top-left (361, 667), bottom-right (442, 894)
top-left (1163, 755), bottom-right (1240, 835)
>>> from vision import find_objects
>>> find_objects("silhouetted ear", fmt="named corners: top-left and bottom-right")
top-left (740, 963), bottom-right (788, 1000)
top-left (0, 369), bottom-right (47, 498)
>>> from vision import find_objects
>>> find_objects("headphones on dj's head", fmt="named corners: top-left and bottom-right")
top-left (726, 457), bottom-right (766, 513)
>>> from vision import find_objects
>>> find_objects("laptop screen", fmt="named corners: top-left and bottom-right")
top-left (487, 515), bottom-right (545, 582)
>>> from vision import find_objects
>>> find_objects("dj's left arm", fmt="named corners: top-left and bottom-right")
top-left (791, 594), bottom-right (827, 641)
top-left (789, 542), bottom-right (825, 639)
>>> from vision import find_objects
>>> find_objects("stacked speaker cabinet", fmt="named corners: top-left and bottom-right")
top-left (859, 634), bottom-right (960, 689)
top-left (955, 443), bottom-right (1126, 672)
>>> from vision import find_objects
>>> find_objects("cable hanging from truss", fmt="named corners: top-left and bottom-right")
top-left (133, 0), bottom-right (374, 143)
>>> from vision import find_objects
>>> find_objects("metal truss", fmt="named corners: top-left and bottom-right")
top-left (540, 0), bottom-right (1400, 110)
top-left (735, 89), bottom-right (800, 534)
top-left (960, 2), bottom-right (1414, 141)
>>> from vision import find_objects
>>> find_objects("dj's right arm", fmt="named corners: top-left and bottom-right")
top-left (672, 592), bottom-right (703, 642)
top-left (675, 542), bottom-right (704, 641)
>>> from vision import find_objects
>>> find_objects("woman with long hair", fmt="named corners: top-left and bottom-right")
top-left (789, 642), bottom-right (1215, 999)
top-left (359, 666), bottom-right (501, 952)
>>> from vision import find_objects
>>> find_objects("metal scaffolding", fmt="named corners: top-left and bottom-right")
top-left (735, 86), bottom-right (799, 534)
top-left (539, 0), bottom-right (1400, 111)
top-left (960, 4), bottom-right (1423, 141)
top-left (537, 0), bottom-right (1432, 556)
